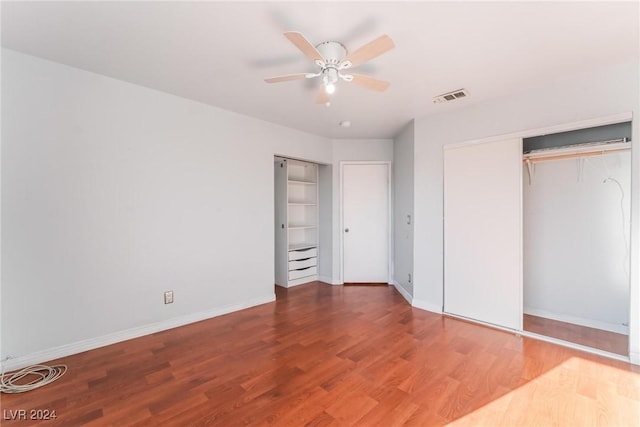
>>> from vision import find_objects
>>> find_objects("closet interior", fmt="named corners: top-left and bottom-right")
top-left (522, 121), bottom-right (632, 356)
top-left (274, 157), bottom-right (319, 288)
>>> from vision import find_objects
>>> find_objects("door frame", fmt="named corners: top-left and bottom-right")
top-left (339, 161), bottom-right (392, 284)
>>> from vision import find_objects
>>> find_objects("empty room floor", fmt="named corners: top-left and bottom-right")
top-left (1, 282), bottom-right (638, 426)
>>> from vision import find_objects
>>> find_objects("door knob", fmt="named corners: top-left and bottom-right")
top-left (344, 228), bottom-right (349, 233)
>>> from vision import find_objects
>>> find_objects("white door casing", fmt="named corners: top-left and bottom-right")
top-left (341, 162), bottom-right (390, 283)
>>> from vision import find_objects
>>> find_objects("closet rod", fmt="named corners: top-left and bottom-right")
top-left (523, 141), bottom-right (630, 164)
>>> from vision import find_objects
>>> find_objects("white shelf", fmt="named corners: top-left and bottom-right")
top-left (288, 202), bottom-right (317, 206)
top-left (289, 243), bottom-right (317, 251)
top-left (288, 225), bottom-right (317, 230)
top-left (288, 179), bottom-right (316, 185)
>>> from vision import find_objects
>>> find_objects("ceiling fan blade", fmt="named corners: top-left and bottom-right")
top-left (349, 74), bottom-right (390, 91)
top-left (284, 31), bottom-right (325, 63)
top-left (316, 86), bottom-right (330, 104)
top-left (343, 35), bottom-right (394, 68)
top-left (264, 73), bottom-right (310, 83)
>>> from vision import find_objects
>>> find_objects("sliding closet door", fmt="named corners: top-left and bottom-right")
top-left (444, 138), bottom-right (522, 330)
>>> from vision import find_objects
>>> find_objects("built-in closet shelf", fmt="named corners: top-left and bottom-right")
top-left (275, 157), bottom-right (319, 288)
top-left (288, 243), bottom-right (317, 251)
top-left (288, 180), bottom-right (317, 185)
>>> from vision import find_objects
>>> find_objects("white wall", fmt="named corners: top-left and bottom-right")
top-left (413, 59), bottom-right (640, 361)
top-left (524, 152), bottom-right (631, 333)
top-left (330, 139), bottom-right (394, 284)
top-left (1, 49), bottom-right (332, 368)
top-left (393, 122), bottom-right (414, 299)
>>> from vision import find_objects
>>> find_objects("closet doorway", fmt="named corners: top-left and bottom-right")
top-left (522, 122), bottom-right (632, 356)
top-left (442, 118), bottom-right (633, 359)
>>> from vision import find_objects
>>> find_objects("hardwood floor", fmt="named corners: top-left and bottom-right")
top-left (1, 282), bottom-right (639, 426)
top-left (524, 314), bottom-right (629, 356)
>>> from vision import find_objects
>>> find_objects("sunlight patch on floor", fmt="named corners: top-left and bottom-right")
top-left (448, 357), bottom-right (640, 426)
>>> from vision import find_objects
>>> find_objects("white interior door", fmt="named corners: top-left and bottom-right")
top-left (444, 138), bottom-right (522, 330)
top-left (342, 163), bottom-right (389, 283)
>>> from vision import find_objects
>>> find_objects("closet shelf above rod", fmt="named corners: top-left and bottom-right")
top-left (523, 140), bottom-right (630, 164)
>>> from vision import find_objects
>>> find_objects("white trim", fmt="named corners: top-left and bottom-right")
top-left (318, 275), bottom-right (341, 285)
top-left (388, 162), bottom-right (394, 285)
top-left (1, 294), bottom-right (275, 372)
top-left (444, 112), bottom-right (633, 150)
top-left (630, 110), bottom-right (639, 367)
top-left (387, 162), bottom-right (393, 285)
top-left (524, 307), bottom-right (629, 335)
top-left (517, 138), bottom-right (524, 331)
top-left (392, 281), bottom-right (413, 304)
top-left (412, 298), bottom-right (443, 314)
top-left (339, 161), bottom-right (392, 284)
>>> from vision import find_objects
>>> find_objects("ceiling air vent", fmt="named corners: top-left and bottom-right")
top-left (433, 88), bottom-right (469, 104)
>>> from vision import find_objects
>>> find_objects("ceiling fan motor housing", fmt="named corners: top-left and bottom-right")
top-left (316, 41), bottom-right (348, 64)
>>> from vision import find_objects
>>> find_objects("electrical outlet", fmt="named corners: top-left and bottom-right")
top-left (164, 291), bottom-right (174, 304)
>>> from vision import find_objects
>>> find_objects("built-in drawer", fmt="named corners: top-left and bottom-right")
top-left (288, 247), bottom-right (317, 261)
top-left (288, 257), bottom-right (317, 271)
top-left (288, 265), bottom-right (317, 281)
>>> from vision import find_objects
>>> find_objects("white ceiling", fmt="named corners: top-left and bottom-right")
top-left (2, 1), bottom-right (638, 139)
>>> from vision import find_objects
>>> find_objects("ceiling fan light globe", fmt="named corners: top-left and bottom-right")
top-left (325, 83), bottom-right (336, 94)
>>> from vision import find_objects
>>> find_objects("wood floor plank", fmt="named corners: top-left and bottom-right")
top-left (1, 282), bottom-right (638, 426)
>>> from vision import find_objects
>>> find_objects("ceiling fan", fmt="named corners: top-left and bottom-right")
top-left (264, 31), bottom-right (395, 104)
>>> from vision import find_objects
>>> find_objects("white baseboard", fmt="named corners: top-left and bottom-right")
top-left (412, 298), bottom-right (443, 314)
top-left (524, 306), bottom-right (628, 335)
top-left (318, 275), bottom-right (341, 285)
top-left (630, 350), bottom-right (639, 365)
top-left (1, 294), bottom-right (275, 372)
top-left (392, 281), bottom-right (413, 304)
